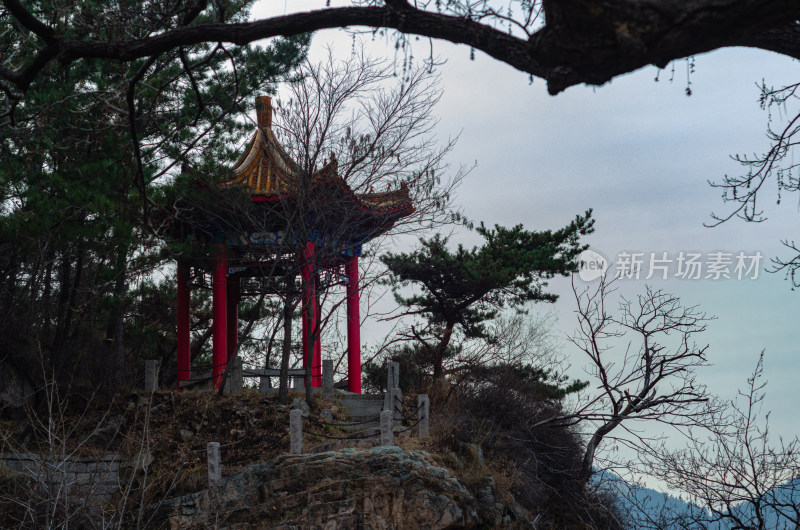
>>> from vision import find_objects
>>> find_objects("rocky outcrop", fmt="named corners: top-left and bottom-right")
top-left (151, 446), bottom-right (514, 529)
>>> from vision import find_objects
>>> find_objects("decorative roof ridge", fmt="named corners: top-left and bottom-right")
top-left (310, 152), bottom-right (339, 182)
top-left (260, 126), bottom-right (298, 176)
top-left (356, 182), bottom-right (414, 213)
top-left (222, 95), bottom-right (414, 217)
top-left (359, 181), bottom-right (411, 200)
top-left (227, 129), bottom-right (264, 186)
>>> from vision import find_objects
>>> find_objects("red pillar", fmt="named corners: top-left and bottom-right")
top-left (212, 244), bottom-right (228, 389)
top-left (313, 275), bottom-right (322, 388)
top-left (301, 242), bottom-right (321, 387)
top-left (176, 260), bottom-right (191, 389)
top-left (226, 276), bottom-right (239, 362)
top-left (346, 255), bottom-right (361, 393)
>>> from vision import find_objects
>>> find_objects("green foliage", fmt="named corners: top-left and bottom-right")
top-left (380, 212), bottom-right (593, 378)
top-left (125, 279), bottom-right (182, 366)
top-left (362, 343), bottom-right (453, 393)
top-left (382, 211), bottom-right (594, 339)
top-left (364, 347), bottom-right (587, 399)
top-left (0, 0), bottom-right (308, 393)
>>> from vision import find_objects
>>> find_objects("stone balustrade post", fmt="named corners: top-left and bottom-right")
top-left (144, 360), bottom-right (159, 392)
top-left (391, 388), bottom-right (403, 422)
top-left (207, 442), bottom-right (221, 488)
top-left (384, 361), bottom-right (400, 411)
top-left (380, 410), bottom-right (394, 446)
top-left (289, 409), bottom-right (303, 455)
top-left (417, 394), bottom-right (430, 437)
top-left (230, 357), bottom-right (243, 394)
top-left (323, 360), bottom-right (334, 397)
top-left (388, 361), bottom-right (400, 390)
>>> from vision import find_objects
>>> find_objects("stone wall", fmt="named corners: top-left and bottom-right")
top-left (0, 452), bottom-right (125, 507)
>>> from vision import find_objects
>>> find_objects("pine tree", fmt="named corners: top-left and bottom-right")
top-left (381, 211), bottom-right (594, 378)
top-left (0, 0), bottom-right (308, 393)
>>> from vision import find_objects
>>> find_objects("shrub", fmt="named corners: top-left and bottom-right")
top-left (434, 363), bottom-right (624, 528)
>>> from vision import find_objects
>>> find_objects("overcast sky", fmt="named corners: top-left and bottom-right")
top-left (256, 3), bottom-right (800, 462)
top-left (431, 44), bottom-right (800, 436)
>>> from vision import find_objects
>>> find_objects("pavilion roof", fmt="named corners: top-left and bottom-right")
top-left (221, 96), bottom-right (414, 217)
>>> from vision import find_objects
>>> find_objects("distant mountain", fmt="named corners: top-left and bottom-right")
top-left (595, 471), bottom-right (800, 529)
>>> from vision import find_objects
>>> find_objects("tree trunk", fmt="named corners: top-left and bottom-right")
top-left (107, 244), bottom-right (128, 387)
top-left (51, 254), bottom-right (73, 376)
top-left (432, 321), bottom-right (455, 381)
top-left (304, 300), bottom-right (314, 406)
top-left (278, 289), bottom-right (294, 405)
top-left (41, 259), bottom-right (53, 340)
top-left (262, 310), bottom-right (283, 390)
top-left (580, 417), bottom-right (623, 483)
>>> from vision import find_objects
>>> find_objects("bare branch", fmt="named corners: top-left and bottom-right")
top-left (2, 1), bottom-right (799, 98)
top-left (558, 274), bottom-right (715, 481)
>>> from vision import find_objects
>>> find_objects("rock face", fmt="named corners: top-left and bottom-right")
top-left (152, 447), bottom-right (497, 529)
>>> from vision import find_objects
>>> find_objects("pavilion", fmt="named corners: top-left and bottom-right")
top-left (172, 96), bottom-right (414, 393)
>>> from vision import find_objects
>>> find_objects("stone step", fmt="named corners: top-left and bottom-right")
top-left (345, 413), bottom-right (382, 422)
top-left (342, 406), bottom-right (382, 415)
top-left (341, 422), bottom-right (381, 433)
top-left (340, 399), bottom-right (383, 408)
top-left (340, 393), bottom-right (385, 423)
top-left (340, 400), bottom-right (383, 406)
top-left (340, 397), bottom-right (384, 403)
top-left (340, 404), bottom-right (383, 412)
top-left (339, 393), bottom-right (384, 402)
top-left (342, 408), bottom-right (382, 416)
top-left (341, 401), bottom-right (382, 410)
top-left (341, 420), bottom-right (400, 432)
top-left (342, 402), bottom-right (382, 410)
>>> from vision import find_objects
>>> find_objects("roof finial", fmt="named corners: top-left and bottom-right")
top-left (256, 95), bottom-right (272, 129)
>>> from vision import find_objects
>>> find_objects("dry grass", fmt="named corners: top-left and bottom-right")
top-left (0, 389), bottom-right (298, 527)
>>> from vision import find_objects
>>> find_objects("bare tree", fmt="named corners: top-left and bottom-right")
top-left (532, 277), bottom-right (800, 527)
top-left (554, 276), bottom-right (715, 482)
top-left (708, 80), bottom-right (800, 289)
top-left (628, 352), bottom-right (800, 529)
top-left (273, 47), bottom-right (463, 232)
top-left (273, 48), bottom-right (461, 402)
top-left (455, 311), bottom-right (561, 370)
